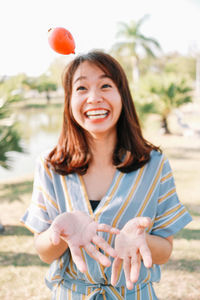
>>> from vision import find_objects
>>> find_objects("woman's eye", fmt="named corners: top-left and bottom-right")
top-left (102, 84), bottom-right (112, 89)
top-left (76, 86), bottom-right (86, 91)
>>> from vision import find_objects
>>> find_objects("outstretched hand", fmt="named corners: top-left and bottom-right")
top-left (111, 217), bottom-right (152, 290)
top-left (49, 211), bottom-right (119, 273)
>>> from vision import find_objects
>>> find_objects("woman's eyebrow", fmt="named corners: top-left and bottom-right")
top-left (100, 74), bottom-right (112, 79)
top-left (73, 76), bottom-right (87, 84)
top-left (73, 74), bottom-right (111, 84)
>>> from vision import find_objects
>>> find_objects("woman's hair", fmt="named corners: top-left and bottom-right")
top-left (47, 50), bottom-right (160, 175)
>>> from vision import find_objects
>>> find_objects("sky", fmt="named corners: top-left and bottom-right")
top-left (0, 0), bottom-right (200, 76)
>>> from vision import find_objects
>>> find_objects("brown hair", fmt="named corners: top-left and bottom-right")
top-left (47, 50), bottom-right (160, 175)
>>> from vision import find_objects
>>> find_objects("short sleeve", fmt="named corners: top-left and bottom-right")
top-left (151, 157), bottom-right (192, 237)
top-left (20, 154), bottom-right (59, 234)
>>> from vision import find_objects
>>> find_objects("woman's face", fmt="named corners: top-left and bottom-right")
top-left (70, 61), bottom-right (122, 138)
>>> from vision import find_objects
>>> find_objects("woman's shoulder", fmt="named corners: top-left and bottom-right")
top-left (148, 149), bottom-right (170, 169)
top-left (149, 150), bottom-right (171, 174)
top-left (34, 149), bottom-right (50, 167)
top-left (36, 149), bottom-right (76, 179)
top-left (150, 149), bottom-right (165, 161)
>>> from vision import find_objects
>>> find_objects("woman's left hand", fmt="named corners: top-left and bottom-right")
top-left (111, 217), bottom-right (152, 290)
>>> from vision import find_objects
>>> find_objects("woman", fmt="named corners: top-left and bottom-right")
top-left (21, 51), bottom-right (192, 299)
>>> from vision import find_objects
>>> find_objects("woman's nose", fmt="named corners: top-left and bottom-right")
top-left (86, 89), bottom-right (103, 104)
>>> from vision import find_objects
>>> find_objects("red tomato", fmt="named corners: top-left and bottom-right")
top-left (48, 27), bottom-right (75, 55)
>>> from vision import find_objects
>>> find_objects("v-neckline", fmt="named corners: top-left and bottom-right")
top-left (77, 169), bottom-right (120, 217)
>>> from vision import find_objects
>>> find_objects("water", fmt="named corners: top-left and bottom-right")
top-left (0, 106), bottom-right (63, 182)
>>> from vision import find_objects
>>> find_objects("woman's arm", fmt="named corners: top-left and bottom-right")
top-left (146, 233), bottom-right (173, 265)
top-left (34, 228), bottom-right (69, 264)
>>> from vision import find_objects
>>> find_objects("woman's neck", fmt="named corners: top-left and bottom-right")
top-left (88, 132), bottom-right (117, 168)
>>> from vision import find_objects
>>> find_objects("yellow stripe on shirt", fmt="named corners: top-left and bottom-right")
top-left (158, 188), bottom-right (176, 204)
top-left (155, 203), bottom-right (182, 221)
top-left (160, 172), bottom-right (172, 183)
top-left (95, 172), bottom-right (124, 221)
top-left (80, 249), bottom-right (96, 284)
top-left (61, 176), bottom-right (73, 212)
top-left (153, 207), bottom-right (187, 230)
top-left (136, 284), bottom-right (141, 300)
top-left (69, 256), bottom-right (77, 277)
top-left (37, 185), bottom-right (59, 210)
top-left (109, 285), bottom-right (124, 300)
top-left (32, 200), bottom-right (47, 211)
top-left (40, 156), bottom-right (52, 180)
top-left (78, 175), bottom-right (94, 217)
top-left (148, 282), bottom-right (153, 300)
top-left (137, 157), bottom-right (165, 217)
top-left (110, 166), bottom-right (145, 230)
top-left (67, 288), bottom-right (72, 300)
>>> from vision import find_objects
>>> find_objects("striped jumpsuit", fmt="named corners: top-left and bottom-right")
top-left (21, 150), bottom-right (192, 299)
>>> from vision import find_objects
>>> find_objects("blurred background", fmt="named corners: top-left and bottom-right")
top-left (0, 0), bottom-right (200, 181)
top-left (0, 0), bottom-right (199, 299)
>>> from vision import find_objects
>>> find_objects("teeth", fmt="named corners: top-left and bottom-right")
top-left (88, 114), bottom-right (107, 120)
top-left (86, 109), bottom-right (108, 116)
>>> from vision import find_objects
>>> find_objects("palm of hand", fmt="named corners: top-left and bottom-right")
top-left (114, 226), bottom-right (146, 258)
top-left (50, 211), bottom-right (119, 273)
top-left (60, 212), bottom-right (97, 246)
top-left (111, 217), bottom-right (152, 290)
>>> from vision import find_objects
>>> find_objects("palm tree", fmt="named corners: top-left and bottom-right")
top-left (0, 94), bottom-right (24, 169)
top-left (0, 93), bottom-right (25, 232)
top-left (112, 15), bottom-right (161, 84)
top-left (150, 77), bottom-right (193, 134)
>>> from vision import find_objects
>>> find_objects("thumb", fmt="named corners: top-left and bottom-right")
top-left (135, 217), bottom-right (152, 235)
top-left (49, 224), bottom-right (62, 245)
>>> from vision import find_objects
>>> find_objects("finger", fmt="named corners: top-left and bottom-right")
top-left (111, 257), bottom-right (123, 286)
top-left (140, 245), bottom-right (152, 268)
top-left (136, 217), bottom-right (152, 230)
top-left (97, 224), bottom-right (120, 235)
top-left (130, 253), bottom-right (141, 283)
top-left (50, 229), bottom-right (61, 245)
top-left (92, 235), bottom-right (117, 258)
top-left (69, 246), bottom-right (87, 273)
top-left (123, 257), bottom-right (133, 290)
top-left (84, 243), bottom-right (111, 267)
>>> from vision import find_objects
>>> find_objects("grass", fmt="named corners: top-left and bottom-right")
top-left (0, 113), bottom-right (200, 300)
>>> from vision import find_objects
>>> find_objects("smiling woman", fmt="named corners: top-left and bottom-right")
top-left (47, 51), bottom-right (160, 175)
top-left (21, 50), bottom-right (192, 300)
top-left (70, 61), bottom-right (122, 136)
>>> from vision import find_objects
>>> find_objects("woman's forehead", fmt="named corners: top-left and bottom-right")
top-left (73, 61), bottom-right (110, 82)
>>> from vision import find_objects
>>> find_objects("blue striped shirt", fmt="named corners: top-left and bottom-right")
top-left (21, 150), bottom-right (192, 299)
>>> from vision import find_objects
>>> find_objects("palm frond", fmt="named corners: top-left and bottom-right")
top-left (135, 14), bottom-right (150, 31)
top-left (138, 34), bottom-right (162, 49)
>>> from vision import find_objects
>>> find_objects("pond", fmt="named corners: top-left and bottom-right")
top-left (0, 105), bottom-right (63, 182)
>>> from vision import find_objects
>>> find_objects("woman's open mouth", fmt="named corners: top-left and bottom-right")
top-left (85, 109), bottom-right (109, 120)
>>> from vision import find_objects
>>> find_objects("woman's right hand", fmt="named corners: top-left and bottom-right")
top-left (49, 211), bottom-right (119, 273)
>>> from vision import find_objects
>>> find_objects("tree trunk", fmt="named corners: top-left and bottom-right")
top-left (161, 117), bottom-right (171, 134)
top-left (132, 56), bottom-right (140, 86)
top-left (0, 220), bottom-right (4, 233)
top-left (46, 92), bottom-right (50, 104)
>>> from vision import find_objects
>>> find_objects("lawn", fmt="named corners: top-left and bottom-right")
top-left (0, 114), bottom-right (200, 300)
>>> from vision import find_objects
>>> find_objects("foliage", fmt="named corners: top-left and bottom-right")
top-left (23, 74), bottom-right (57, 102)
top-left (144, 74), bottom-right (193, 133)
top-left (0, 73), bottom-right (27, 97)
top-left (111, 15), bottom-right (161, 83)
top-left (139, 53), bottom-right (196, 80)
top-left (112, 15), bottom-right (161, 58)
top-left (0, 94), bottom-right (24, 169)
top-left (133, 89), bottom-right (158, 126)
